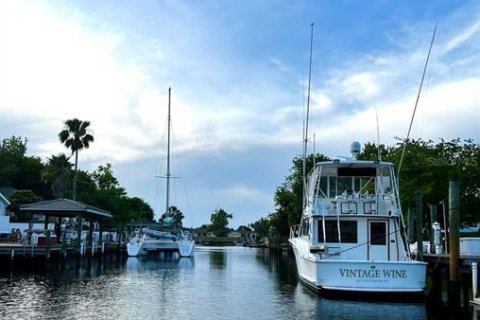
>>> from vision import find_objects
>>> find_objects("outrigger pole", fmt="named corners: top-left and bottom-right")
top-left (303, 23), bottom-right (314, 210)
top-left (397, 25), bottom-right (437, 179)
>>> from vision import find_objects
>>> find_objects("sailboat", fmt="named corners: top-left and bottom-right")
top-left (127, 88), bottom-right (195, 258)
top-left (288, 25), bottom-right (427, 295)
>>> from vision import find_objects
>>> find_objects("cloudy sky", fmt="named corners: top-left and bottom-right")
top-left (0, 0), bottom-right (478, 228)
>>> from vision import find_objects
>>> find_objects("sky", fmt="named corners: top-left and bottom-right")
top-left (0, 0), bottom-right (479, 229)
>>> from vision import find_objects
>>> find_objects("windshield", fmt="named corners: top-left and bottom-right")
top-left (313, 163), bottom-right (393, 199)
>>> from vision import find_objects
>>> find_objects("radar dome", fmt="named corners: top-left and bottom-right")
top-left (350, 141), bottom-right (361, 159)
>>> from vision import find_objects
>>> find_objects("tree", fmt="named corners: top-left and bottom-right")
top-left (41, 154), bottom-right (72, 199)
top-left (126, 197), bottom-right (155, 222)
top-left (7, 189), bottom-right (41, 222)
top-left (270, 153), bottom-right (330, 238)
top-left (15, 156), bottom-right (48, 198)
top-left (248, 217), bottom-right (270, 238)
top-left (92, 163), bottom-right (123, 192)
top-left (58, 118), bottom-right (94, 201)
top-left (358, 138), bottom-right (480, 224)
top-left (0, 136), bottom-right (27, 186)
top-left (209, 208), bottom-right (233, 237)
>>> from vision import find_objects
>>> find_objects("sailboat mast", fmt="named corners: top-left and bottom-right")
top-left (166, 87), bottom-right (172, 214)
top-left (303, 23), bottom-right (314, 208)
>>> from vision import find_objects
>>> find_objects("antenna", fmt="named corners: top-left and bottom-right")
top-left (375, 104), bottom-right (382, 161)
top-left (397, 25), bottom-right (437, 178)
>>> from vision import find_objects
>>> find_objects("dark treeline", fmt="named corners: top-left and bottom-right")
top-left (250, 138), bottom-right (480, 242)
top-left (0, 135), bottom-right (154, 227)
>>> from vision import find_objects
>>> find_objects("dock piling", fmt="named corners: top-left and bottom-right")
top-left (473, 262), bottom-right (478, 299)
top-left (415, 190), bottom-right (423, 260)
top-left (448, 179), bottom-right (460, 309)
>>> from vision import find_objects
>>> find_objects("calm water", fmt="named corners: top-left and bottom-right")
top-left (0, 247), bottom-right (475, 319)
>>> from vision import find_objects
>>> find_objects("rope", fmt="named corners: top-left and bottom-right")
top-left (321, 228), bottom-right (405, 259)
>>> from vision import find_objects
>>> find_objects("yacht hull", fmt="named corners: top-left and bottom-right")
top-left (290, 241), bottom-right (426, 293)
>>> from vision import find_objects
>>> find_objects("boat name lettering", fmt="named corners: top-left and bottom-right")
top-left (339, 269), bottom-right (407, 279)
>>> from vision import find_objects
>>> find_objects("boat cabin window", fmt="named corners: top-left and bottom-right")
top-left (318, 220), bottom-right (357, 243)
top-left (370, 222), bottom-right (387, 245)
top-left (314, 165), bottom-right (394, 198)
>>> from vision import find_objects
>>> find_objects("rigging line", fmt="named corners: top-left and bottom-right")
top-left (181, 177), bottom-right (193, 228)
top-left (397, 25), bottom-right (437, 178)
top-left (321, 227), bottom-right (404, 259)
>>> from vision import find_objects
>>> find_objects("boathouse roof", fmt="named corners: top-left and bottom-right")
top-left (20, 198), bottom-right (112, 219)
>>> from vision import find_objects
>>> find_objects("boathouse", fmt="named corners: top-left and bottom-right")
top-left (0, 198), bottom-right (113, 258)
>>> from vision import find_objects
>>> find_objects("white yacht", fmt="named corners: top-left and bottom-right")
top-left (127, 88), bottom-right (195, 258)
top-left (289, 145), bottom-right (427, 294)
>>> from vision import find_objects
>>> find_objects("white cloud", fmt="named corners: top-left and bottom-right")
top-left (0, 0), bottom-right (478, 228)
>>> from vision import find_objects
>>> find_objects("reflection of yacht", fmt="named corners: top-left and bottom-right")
top-left (289, 146), bottom-right (427, 294)
top-left (127, 88), bottom-right (194, 258)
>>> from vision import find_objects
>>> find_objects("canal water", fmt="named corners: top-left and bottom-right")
top-left (0, 246), bottom-right (475, 319)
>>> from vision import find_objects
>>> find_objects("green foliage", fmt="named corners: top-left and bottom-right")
top-left (248, 217), bottom-right (270, 238)
top-left (358, 138), bottom-right (480, 223)
top-left (0, 136), bottom-right (27, 186)
top-left (58, 118), bottom-right (94, 200)
top-left (126, 197), bottom-right (155, 222)
top-left (266, 138), bottom-right (479, 239)
top-left (41, 154), bottom-right (72, 199)
top-left (270, 153), bottom-right (330, 238)
top-left (58, 119), bottom-right (94, 155)
top-left (15, 156), bottom-right (49, 198)
top-left (92, 163), bottom-right (122, 191)
top-left (0, 133), bottom-right (155, 229)
top-left (7, 189), bottom-right (41, 222)
top-left (208, 208), bottom-right (233, 237)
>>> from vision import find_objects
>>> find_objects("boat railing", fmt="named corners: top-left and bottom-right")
top-left (311, 194), bottom-right (399, 216)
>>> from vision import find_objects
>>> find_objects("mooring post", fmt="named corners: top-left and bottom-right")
top-left (415, 190), bottom-right (423, 260)
top-left (98, 221), bottom-right (103, 256)
top-left (62, 230), bottom-right (67, 257)
top-left (408, 207), bottom-right (415, 244)
top-left (77, 214), bottom-right (82, 257)
top-left (88, 218), bottom-right (94, 256)
top-left (429, 204), bottom-right (437, 254)
top-left (448, 179), bottom-right (460, 309)
top-left (45, 229), bottom-right (51, 259)
top-left (473, 262), bottom-right (478, 299)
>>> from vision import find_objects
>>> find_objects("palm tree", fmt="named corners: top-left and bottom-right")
top-left (58, 119), bottom-right (94, 201)
top-left (41, 154), bottom-right (72, 199)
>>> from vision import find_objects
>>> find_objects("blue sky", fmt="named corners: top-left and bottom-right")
top-left (0, 0), bottom-right (479, 228)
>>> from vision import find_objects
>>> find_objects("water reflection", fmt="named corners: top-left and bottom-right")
top-left (0, 248), bottom-right (475, 319)
top-left (208, 247), bottom-right (227, 269)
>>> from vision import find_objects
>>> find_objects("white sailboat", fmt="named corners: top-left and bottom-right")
top-left (127, 88), bottom-right (195, 258)
top-left (288, 25), bottom-right (426, 295)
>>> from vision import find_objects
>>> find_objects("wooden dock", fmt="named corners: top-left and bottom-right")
top-left (0, 241), bottom-right (124, 259)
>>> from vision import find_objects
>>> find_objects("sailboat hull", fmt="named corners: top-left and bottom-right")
top-left (127, 235), bottom-right (195, 257)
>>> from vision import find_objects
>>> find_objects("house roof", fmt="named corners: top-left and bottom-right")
top-left (0, 192), bottom-right (10, 206)
top-left (20, 198), bottom-right (112, 219)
